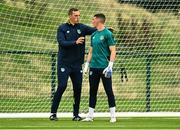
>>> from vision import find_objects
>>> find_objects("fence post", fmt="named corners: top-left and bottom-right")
top-left (146, 54), bottom-right (152, 112)
top-left (51, 53), bottom-right (56, 104)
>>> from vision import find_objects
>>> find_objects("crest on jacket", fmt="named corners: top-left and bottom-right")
top-left (77, 29), bottom-right (81, 34)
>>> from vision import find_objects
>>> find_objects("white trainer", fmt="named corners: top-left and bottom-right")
top-left (82, 117), bottom-right (93, 122)
top-left (110, 117), bottom-right (116, 123)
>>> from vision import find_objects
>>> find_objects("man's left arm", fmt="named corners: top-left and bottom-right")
top-left (109, 46), bottom-right (116, 63)
top-left (82, 24), bottom-right (115, 35)
top-left (82, 24), bottom-right (96, 35)
top-left (103, 32), bottom-right (116, 78)
top-left (107, 31), bottom-right (116, 64)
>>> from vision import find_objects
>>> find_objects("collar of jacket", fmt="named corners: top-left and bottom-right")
top-left (67, 20), bottom-right (78, 26)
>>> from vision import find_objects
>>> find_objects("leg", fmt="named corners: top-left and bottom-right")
top-left (70, 67), bottom-right (83, 117)
top-left (51, 65), bottom-right (70, 114)
top-left (89, 68), bottom-right (101, 109)
top-left (101, 74), bottom-right (116, 122)
top-left (82, 68), bottom-right (101, 121)
top-left (101, 74), bottom-right (116, 108)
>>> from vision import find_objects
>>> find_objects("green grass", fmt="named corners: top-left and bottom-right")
top-left (0, 118), bottom-right (180, 130)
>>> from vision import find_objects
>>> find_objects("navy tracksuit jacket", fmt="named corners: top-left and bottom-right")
top-left (51, 22), bottom-right (96, 116)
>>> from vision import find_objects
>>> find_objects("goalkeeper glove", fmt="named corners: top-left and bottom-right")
top-left (103, 61), bottom-right (113, 78)
top-left (83, 62), bottom-right (89, 74)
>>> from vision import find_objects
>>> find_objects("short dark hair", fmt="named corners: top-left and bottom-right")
top-left (68, 8), bottom-right (79, 15)
top-left (94, 13), bottom-right (106, 23)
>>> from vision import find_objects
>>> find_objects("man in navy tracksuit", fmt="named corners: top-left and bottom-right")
top-left (50, 8), bottom-right (96, 121)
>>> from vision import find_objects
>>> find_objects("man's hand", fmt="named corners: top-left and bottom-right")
top-left (83, 62), bottom-right (89, 74)
top-left (76, 37), bottom-right (85, 44)
top-left (103, 61), bottom-right (113, 78)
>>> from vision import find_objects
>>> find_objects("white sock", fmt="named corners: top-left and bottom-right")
top-left (88, 107), bottom-right (94, 118)
top-left (110, 107), bottom-right (116, 118)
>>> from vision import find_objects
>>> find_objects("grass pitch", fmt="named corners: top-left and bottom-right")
top-left (0, 117), bottom-right (180, 130)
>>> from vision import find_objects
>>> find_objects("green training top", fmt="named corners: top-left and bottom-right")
top-left (90, 28), bottom-right (116, 68)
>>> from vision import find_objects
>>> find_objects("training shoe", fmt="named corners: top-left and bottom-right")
top-left (49, 114), bottom-right (58, 121)
top-left (82, 117), bottom-right (93, 122)
top-left (110, 117), bottom-right (116, 123)
top-left (72, 115), bottom-right (83, 121)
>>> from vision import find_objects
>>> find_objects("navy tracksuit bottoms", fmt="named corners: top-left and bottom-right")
top-left (89, 68), bottom-right (116, 109)
top-left (51, 64), bottom-right (82, 117)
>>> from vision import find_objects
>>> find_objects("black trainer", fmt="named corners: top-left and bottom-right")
top-left (49, 114), bottom-right (58, 121)
top-left (72, 115), bottom-right (83, 121)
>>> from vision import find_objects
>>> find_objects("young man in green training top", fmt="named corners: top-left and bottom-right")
top-left (83, 13), bottom-right (116, 123)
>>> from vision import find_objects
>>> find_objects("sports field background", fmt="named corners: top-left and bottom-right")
top-left (0, 1), bottom-right (179, 130)
top-left (0, 0), bottom-right (179, 113)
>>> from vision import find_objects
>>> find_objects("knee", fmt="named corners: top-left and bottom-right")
top-left (56, 84), bottom-right (67, 93)
top-left (90, 90), bottom-right (97, 98)
top-left (74, 81), bottom-right (82, 88)
top-left (73, 82), bottom-right (82, 93)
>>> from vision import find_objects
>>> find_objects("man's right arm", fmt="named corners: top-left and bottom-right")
top-left (83, 47), bottom-right (93, 73)
top-left (57, 26), bottom-right (76, 47)
top-left (87, 47), bottom-right (93, 63)
top-left (57, 26), bottom-right (84, 47)
top-left (83, 24), bottom-right (96, 35)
